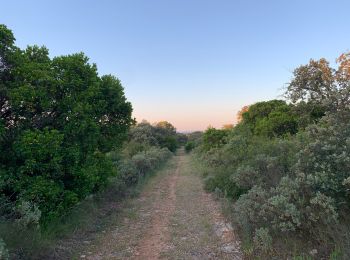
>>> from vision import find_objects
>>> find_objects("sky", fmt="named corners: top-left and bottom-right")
top-left (1, 0), bottom-right (350, 132)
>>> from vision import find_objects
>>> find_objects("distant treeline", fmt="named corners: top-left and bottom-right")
top-left (195, 53), bottom-right (350, 258)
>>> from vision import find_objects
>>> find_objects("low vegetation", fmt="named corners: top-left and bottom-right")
top-left (195, 53), bottom-right (350, 258)
top-left (184, 131), bottom-right (202, 153)
top-left (115, 121), bottom-right (176, 187)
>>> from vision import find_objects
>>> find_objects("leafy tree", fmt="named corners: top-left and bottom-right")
top-left (154, 121), bottom-right (178, 152)
top-left (290, 101), bottom-right (325, 129)
top-left (236, 105), bottom-right (249, 123)
top-left (286, 53), bottom-right (350, 112)
top-left (254, 109), bottom-right (298, 137)
top-left (240, 100), bottom-right (298, 137)
top-left (0, 25), bottom-right (133, 223)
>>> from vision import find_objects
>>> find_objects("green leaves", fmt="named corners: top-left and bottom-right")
top-left (239, 100), bottom-right (298, 137)
top-left (14, 128), bottom-right (64, 179)
top-left (0, 25), bottom-right (133, 223)
top-left (0, 25), bottom-right (15, 52)
top-left (202, 127), bottom-right (228, 150)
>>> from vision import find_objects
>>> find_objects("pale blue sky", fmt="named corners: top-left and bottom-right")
top-left (1, 0), bottom-right (349, 131)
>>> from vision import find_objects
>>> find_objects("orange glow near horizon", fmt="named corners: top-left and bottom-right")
top-left (133, 107), bottom-right (237, 132)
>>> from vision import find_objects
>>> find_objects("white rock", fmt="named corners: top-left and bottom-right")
top-left (309, 249), bottom-right (318, 256)
top-left (221, 244), bottom-right (236, 253)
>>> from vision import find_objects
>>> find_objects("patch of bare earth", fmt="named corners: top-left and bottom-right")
top-left (77, 151), bottom-right (241, 259)
top-left (163, 155), bottom-right (242, 260)
top-left (201, 192), bottom-right (242, 259)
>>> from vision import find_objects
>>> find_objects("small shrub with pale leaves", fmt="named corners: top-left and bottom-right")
top-left (117, 147), bottom-right (172, 185)
top-left (0, 238), bottom-right (9, 259)
top-left (15, 201), bottom-right (41, 228)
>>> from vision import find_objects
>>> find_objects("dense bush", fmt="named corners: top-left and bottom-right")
top-left (184, 131), bottom-right (202, 153)
top-left (118, 147), bottom-right (172, 185)
top-left (0, 24), bottom-right (133, 225)
top-left (201, 127), bottom-right (229, 151)
top-left (111, 120), bottom-right (176, 188)
top-left (0, 238), bottom-right (9, 260)
top-left (185, 141), bottom-right (195, 153)
top-left (154, 121), bottom-right (179, 152)
top-left (126, 120), bottom-right (179, 153)
top-left (196, 52), bottom-right (350, 258)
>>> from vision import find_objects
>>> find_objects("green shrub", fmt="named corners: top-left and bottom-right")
top-left (127, 121), bottom-right (179, 153)
top-left (202, 127), bottom-right (229, 151)
top-left (154, 121), bottom-right (179, 152)
top-left (233, 186), bottom-right (269, 233)
top-left (241, 100), bottom-right (298, 137)
top-left (14, 201), bottom-right (41, 229)
top-left (185, 141), bottom-right (195, 153)
top-left (204, 169), bottom-right (245, 198)
top-left (117, 147), bottom-right (172, 186)
top-left (253, 227), bottom-right (272, 254)
top-left (132, 153), bottom-right (152, 177)
top-left (118, 161), bottom-right (139, 185)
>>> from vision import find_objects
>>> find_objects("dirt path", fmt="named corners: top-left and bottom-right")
top-left (132, 156), bottom-right (182, 259)
top-left (79, 150), bottom-right (242, 259)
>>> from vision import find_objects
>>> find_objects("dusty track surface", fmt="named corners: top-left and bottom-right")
top-left (132, 156), bottom-right (181, 259)
top-left (79, 150), bottom-right (242, 259)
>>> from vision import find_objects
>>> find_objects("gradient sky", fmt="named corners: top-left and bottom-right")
top-left (1, 0), bottom-right (350, 131)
